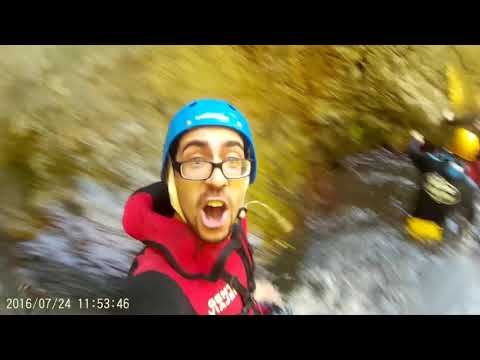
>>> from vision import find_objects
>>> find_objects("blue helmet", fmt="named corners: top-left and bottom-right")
top-left (161, 99), bottom-right (257, 183)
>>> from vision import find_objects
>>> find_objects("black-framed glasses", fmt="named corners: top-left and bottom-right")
top-left (172, 158), bottom-right (252, 181)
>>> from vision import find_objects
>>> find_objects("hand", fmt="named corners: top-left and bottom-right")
top-left (253, 278), bottom-right (284, 308)
top-left (409, 130), bottom-right (425, 145)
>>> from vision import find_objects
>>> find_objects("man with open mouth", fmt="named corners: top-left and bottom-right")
top-left (122, 99), bottom-right (283, 315)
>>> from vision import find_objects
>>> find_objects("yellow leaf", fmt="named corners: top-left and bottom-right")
top-left (447, 64), bottom-right (465, 108)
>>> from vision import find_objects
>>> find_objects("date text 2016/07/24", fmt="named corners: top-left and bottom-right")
top-left (4, 297), bottom-right (72, 311)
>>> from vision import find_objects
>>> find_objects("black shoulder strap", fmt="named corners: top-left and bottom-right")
top-left (222, 223), bottom-right (260, 314)
top-left (218, 270), bottom-right (257, 315)
top-left (236, 227), bottom-right (256, 294)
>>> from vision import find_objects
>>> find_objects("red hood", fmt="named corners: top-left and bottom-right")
top-left (122, 191), bottom-right (249, 275)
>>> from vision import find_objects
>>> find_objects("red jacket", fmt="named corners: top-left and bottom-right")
top-left (122, 182), bottom-right (264, 315)
top-left (466, 160), bottom-right (480, 186)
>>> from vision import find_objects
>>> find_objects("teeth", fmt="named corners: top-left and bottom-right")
top-left (207, 200), bottom-right (224, 208)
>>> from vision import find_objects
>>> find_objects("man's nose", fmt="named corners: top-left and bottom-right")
top-left (206, 166), bottom-right (228, 188)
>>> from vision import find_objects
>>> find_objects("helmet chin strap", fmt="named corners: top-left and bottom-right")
top-left (166, 160), bottom-right (187, 224)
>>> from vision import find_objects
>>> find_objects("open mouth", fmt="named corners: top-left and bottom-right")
top-left (200, 200), bottom-right (229, 229)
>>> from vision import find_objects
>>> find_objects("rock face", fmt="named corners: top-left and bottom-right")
top-left (1, 45), bottom-right (479, 247)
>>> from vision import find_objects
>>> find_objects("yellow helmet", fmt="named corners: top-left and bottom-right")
top-left (447, 127), bottom-right (480, 162)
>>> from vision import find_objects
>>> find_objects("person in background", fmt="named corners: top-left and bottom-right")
top-left (405, 127), bottom-right (479, 244)
top-left (440, 110), bottom-right (480, 187)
